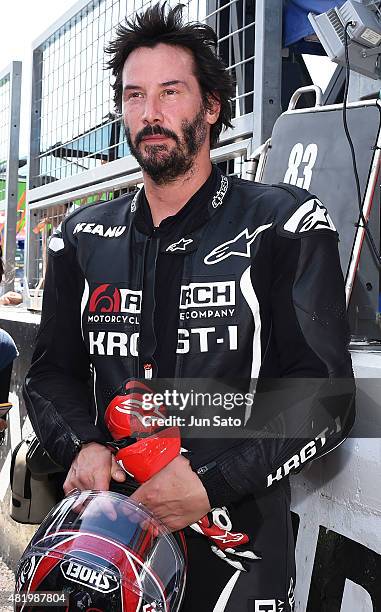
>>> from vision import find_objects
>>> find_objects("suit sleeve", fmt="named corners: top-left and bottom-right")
top-left (195, 197), bottom-right (356, 508)
top-left (23, 222), bottom-right (107, 470)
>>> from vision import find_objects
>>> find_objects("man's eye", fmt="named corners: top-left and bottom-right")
top-left (127, 92), bottom-right (143, 100)
top-left (163, 89), bottom-right (177, 96)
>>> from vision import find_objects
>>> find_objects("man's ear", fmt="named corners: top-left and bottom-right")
top-left (205, 93), bottom-right (221, 126)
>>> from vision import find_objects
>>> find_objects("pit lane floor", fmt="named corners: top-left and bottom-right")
top-left (0, 557), bottom-right (15, 611)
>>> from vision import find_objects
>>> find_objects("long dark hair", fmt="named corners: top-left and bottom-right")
top-left (105, 2), bottom-right (234, 146)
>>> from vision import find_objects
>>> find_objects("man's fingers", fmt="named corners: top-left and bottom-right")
top-left (120, 502), bottom-right (162, 537)
top-left (63, 443), bottom-right (114, 493)
top-left (130, 487), bottom-right (172, 519)
top-left (64, 473), bottom-right (111, 496)
top-left (67, 490), bottom-right (118, 521)
top-left (64, 472), bottom-right (94, 494)
top-left (63, 476), bottom-right (78, 496)
top-left (111, 455), bottom-right (126, 482)
top-left (71, 491), bottom-right (90, 515)
top-left (83, 496), bottom-right (118, 521)
top-left (130, 489), bottom-right (142, 503)
top-left (111, 470), bottom-right (126, 482)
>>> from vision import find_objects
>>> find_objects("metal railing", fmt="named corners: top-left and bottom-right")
top-left (0, 62), bottom-right (22, 292)
top-left (27, 142), bottom-right (251, 293)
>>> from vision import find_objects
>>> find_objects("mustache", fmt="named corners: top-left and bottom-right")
top-left (135, 124), bottom-right (180, 146)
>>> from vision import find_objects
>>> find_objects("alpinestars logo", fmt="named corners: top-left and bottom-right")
top-left (191, 506), bottom-right (259, 573)
top-left (166, 238), bottom-right (193, 252)
top-left (283, 198), bottom-right (336, 233)
top-left (204, 224), bottom-right (272, 265)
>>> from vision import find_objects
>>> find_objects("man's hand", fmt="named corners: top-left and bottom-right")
top-left (0, 291), bottom-right (22, 306)
top-left (63, 442), bottom-right (126, 495)
top-left (130, 455), bottom-right (211, 531)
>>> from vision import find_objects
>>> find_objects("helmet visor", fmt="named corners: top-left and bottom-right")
top-left (22, 490), bottom-right (185, 606)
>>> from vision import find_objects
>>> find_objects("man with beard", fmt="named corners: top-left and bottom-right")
top-left (24, 4), bottom-right (355, 611)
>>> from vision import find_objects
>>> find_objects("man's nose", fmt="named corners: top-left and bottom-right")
top-left (142, 96), bottom-right (163, 124)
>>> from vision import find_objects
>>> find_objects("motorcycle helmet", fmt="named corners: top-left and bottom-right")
top-left (15, 489), bottom-right (187, 611)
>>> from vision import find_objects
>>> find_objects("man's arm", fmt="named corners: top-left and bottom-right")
top-left (23, 222), bottom-right (108, 471)
top-left (195, 198), bottom-right (355, 507)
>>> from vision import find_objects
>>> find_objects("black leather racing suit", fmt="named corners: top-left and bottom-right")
top-left (24, 166), bottom-right (355, 611)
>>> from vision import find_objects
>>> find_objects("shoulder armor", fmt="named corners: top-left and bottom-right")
top-left (273, 184), bottom-right (337, 238)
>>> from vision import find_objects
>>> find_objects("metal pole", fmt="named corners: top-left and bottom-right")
top-left (26, 49), bottom-right (43, 287)
top-left (205, 0), bottom-right (218, 31)
top-left (252, 0), bottom-right (283, 153)
top-left (231, 1), bottom-right (245, 117)
top-left (3, 61), bottom-right (22, 292)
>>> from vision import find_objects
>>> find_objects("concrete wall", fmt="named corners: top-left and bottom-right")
top-left (293, 351), bottom-right (381, 611)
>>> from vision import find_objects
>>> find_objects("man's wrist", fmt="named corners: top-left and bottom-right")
top-left (69, 426), bottom-right (108, 456)
top-left (81, 441), bottom-right (107, 449)
top-left (75, 440), bottom-right (110, 455)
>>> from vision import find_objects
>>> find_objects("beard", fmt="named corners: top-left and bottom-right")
top-left (125, 108), bottom-right (208, 185)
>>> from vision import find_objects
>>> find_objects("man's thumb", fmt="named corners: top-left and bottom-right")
top-left (111, 456), bottom-right (126, 481)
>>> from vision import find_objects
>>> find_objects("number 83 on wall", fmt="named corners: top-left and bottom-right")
top-left (283, 143), bottom-right (318, 191)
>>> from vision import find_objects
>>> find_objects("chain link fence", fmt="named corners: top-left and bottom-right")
top-left (30, 0), bottom-right (255, 189)
top-left (26, 0), bottom-right (282, 291)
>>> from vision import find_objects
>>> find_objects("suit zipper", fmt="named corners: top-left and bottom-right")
top-left (174, 252), bottom-right (191, 379)
top-left (139, 229), bottom-right (160, 379)
top-left (134, 236), bottom-right (148, 380)
top-left (143, 363), bottom-right (153, 379)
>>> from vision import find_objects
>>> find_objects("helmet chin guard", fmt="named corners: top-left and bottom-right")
top-left (15, 490), bottom-right (187, 611)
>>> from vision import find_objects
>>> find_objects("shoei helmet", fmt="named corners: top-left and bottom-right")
top-left (15, 490), bottom-right (186, 611)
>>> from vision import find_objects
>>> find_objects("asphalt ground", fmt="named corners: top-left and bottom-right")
top-left (0, 557), bottom-right (15, 612)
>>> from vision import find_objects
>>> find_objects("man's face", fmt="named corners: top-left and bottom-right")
top-left (121, 43), bottom-right (219, 184)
